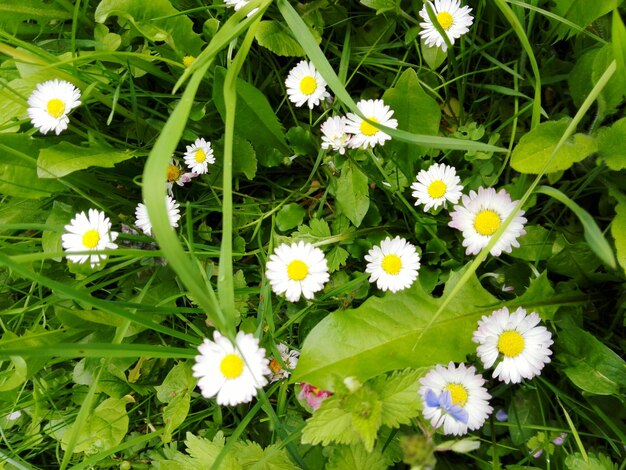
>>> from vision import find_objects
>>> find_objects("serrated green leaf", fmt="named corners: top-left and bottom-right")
top-left (292, 218), bottom-right (332, 242)
top-left (62, 397), bottom-right (129, 454)
top-left (293, 267), bottom-right (498, 390)
top-left (335, 160), bottom-right (369, 227)
top-left (597, 117), bottom-right (626, 171)
top-left (301, 396), bottom-right (360, 447)
top-left (255, 20), bottom-right (305, 57)
top-left (95, 0), bottom-right (203, 55)
top-left (182, 432), bottom-right (238, 468)
top-left (0, 135), bottom-right (64, 198)
top-left (344, 386), bottom-right (382, 451)
top-left (327, 443), bottom-right (388, 470)
top-left (565, 452), bottom-right (617, 470)
top-left (326, 246), bottom-right (349, 273)
top-left (558, 326), bottom-right (626, 395)
top-left (213, 67), bottom-right (290, 160)
top-left (37, 142), bottom-right (134, 178)
top-left (371, 369), bottom-right (423, 428)
top-left (383, 68), bottom-right (441, 179)
top-left (511, 119), bottom-right (597, 174)
top-left (507, 225), bottom-right (555, 261)
top-left (276, 204), bottom-right (306, 232)
top-left (232, 441), bottom-right (300, 469)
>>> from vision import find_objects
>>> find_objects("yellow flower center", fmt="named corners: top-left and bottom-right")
top-left (287, 260), bottom-right (309, 281)
top-left (498, 330), bottom-right (525, 357)
top-left (166, 164), bottom-right (181, 182)
top-left (437, 11), bottom-right (454, 30)
top-left (182, 55), bottom-right (196, 68)
top-left (360, 117), bottom-right (379, 137)
top-left (82, 229), bottom-right (100, 249)
top-left (46, 98), bottom-right (66, 118)
top-left (220, 353), bottom-right (244, 379)
top-left (299, 76), bottom-right (317, 95)
top-left (381, 254), bottom-right (402, 275)
top-left (427, 180), bottom-right (447, 199)
top-left (474, 210), bottom-right (501, 236)
top-left (194, 149), bottom-right (207, 163)
top-left (445, 383), bottom-right (468, 407)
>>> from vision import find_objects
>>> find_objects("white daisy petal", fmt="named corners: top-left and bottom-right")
top-left (192, 330), bottom-right (270, 406)
top-left (320, 116), bottom-right (352, 154)
top-left (135, 195), bottom-right (181, 236)
top-left (183, 137), bottom-right (215, 174)
top-left (265, 241), bottom-right (330, 302)
top-left (61, 208), bottom-right (118, 268)
top-left (365, 236), bottom-right (420, 293)
top-left (472, 306), bottom-right (553, 384)
top-left (285, 60), bottom-right (330, 109)
top-left (344, 99), bottom-right (398, 149)
top-left (419, 362), bottom-right (493, 436)
top-left (411, 163), bottom-right (464, 211)
top-left (418, 0), bottom-right (474, 52)
top-left (27, 79), bottom-right (81, 135)
top-left (448, 186), bottom-right (527, 257)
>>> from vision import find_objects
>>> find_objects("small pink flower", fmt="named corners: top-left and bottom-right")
top-left (297, 383), bottom-right (331, 411)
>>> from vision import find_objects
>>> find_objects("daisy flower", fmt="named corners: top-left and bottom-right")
top-left (419, 0), bottom-right (474, 52)
top-left (365, 236), bottom-right (421, 293)
top-left (265, 241), bottom-right (329, 302)
top-left (448, 187), bottom-right (527, 257)
top-left (320, 116), bottom-right (352, 154)
top-left (472, 306), bottom-right (553, 384)
top-left (134, 195), bottom-right (181, 236)
top-left (419, 362), bottom-right (492, 436)
top-left (61, 209), bottom-right (118, 267)
top-left (411, 163), bottom-right (463, 211)
top-left (184, 137), bottom-right (215, 175)
top-left (297, 383), bottom-right (332, 411)
top-left (192, 330), bottom-right (270, 406)
top-left (345, 99), bottom-right (398, 149)
top-left (166, 159), bottom-right (196, 195)
top-left (27, 79), bottom-right (81, 135)
top-left (268, 343), bottom-right (300, 382)
top-left (285, 60), bottom-right (330, 109)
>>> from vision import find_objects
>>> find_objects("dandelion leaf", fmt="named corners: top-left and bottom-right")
top-left (38, 141), bottom-right (135, 178)
top-left (293, 267), bottom-right (498, 390)
top-left (510, 118), bottom-right (597, 175)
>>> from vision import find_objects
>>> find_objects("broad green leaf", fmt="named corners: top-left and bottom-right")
top-left (276, 204), bottom-right (306, 232)
top-left (558, 326), bottom-right (626, 395)
top-left (383, 69), bottom-right (441, 179)
top-left (327, 444), bottom-right (388, 470)
top-left (326, 246), bottom-right (349, 273)
top-left (360, 0), bottom-right (396, 14)
top-left (62, 397), bottom-right (129, 454)
top-left (213, 67), bottom-right (290, 160)
top-left (0, 134), bottom-right (64, 198)
top-left (511, 119), bottom-right (597, 174)
top-left (507, 225), bottom-right (554, 261)
top-left (568, 48), bottom-right (598, 108)
top-left (536, 185), bottom-right (616, 270)
top-left (95, 0), bottom-right (203, 55)
top-left (592, 44), bottom-right (625, 117)
top-left (597, 117), bottom-right (626, 171)
top-left (292, 268), bottom-right (498, 389)
top-left (344, 386), bottom-right (382, 451)
top-left (421, 41), bottom-right (448, 69)
top-left (162, 393), bottom-right (190, 443)
top-left (301, 395), bottom-right (361, 447)
top-left (334, 160), bottom-right (369, 227)
top-left (155, 362), bottom-right (194, 403)
top-left (507, 388), bottom-right (543, 446)
top-left (612, 198), bottom-right (626, 276)
top-left (37, 142), bottom-right (134, 178)
top-left (565, 452), bottom-right (618, 470)
top-left (0, 0), bottom-right (71, 31)
top-left (552, 0), bottom-right (623, 39)
top-left (508, 272), bottom-right (557, 321)
top-left (215, 135), bottom-right (258, 180)
top-left (254, 20), bottom-right (305, 57)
